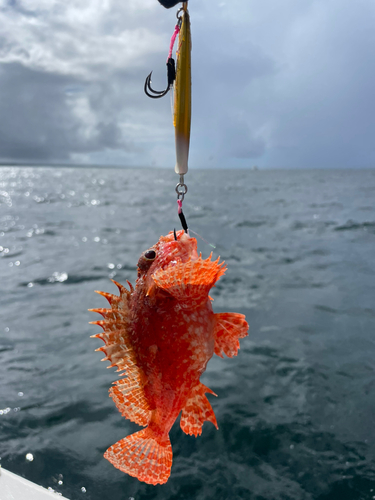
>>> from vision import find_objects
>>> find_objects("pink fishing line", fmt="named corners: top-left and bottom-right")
top-left (168, 24), bottom-right (180, 61)
top-left (177, 199), bottom-right (183, 214)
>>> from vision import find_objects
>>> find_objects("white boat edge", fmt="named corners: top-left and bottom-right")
top-left (0, 467), bottom-right (70, 500)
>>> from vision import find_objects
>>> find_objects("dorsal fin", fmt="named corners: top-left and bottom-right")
top-left (90, 280), bottom-right (151, 427)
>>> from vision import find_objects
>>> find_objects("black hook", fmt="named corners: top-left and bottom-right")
top-left (144, 57), bottom-right (176, 99)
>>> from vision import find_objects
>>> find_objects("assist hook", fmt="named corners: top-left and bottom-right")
top-left (144, 8), bottom-right (183, 99)
top-left (144, 57), bottom-right (176, 99)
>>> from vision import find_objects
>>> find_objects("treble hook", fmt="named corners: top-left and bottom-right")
top-left (144, 57), bottom-right (176, 99)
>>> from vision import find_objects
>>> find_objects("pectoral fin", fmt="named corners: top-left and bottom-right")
top-left (214, 312), bottom-right (249, 358)
top-left (90, 280), bottom-right (151, 426)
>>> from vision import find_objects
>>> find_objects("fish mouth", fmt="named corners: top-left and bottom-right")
top-left (175, 230), bottom-right (198, 261)
top-left (146, 230), bottom-right (198, 298)
top-left (159, 229), bottom-right (199, 268)
top-left (160, 230), bottom-right (197, 261)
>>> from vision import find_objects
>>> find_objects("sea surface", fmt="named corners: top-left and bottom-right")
top-left (0, 167), bottom-right (375, 500)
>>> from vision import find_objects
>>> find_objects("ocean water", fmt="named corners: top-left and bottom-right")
top-left (0, 166), bottom-right (375, 500)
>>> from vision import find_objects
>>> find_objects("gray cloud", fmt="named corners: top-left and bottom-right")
top-left (219, 114), bottom-right (266, 159)
top-left (0, 0), bottom-right (374, 168)
top-left (0, 63), bottom-right (126, 162)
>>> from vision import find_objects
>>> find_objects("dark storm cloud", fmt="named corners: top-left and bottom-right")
top-left (0, 63), bottom-right (81, 162)
top-left (0, 63), bottom-right (126, 162)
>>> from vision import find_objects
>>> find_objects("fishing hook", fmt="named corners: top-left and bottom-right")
top-left (144, 57), bottom-right (176, 99)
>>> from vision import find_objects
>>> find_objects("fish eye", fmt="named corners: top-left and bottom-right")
top-left (144, 250), bottom-right (156, 261)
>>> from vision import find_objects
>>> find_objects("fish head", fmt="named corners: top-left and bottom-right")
top-left (137, 230), bottom-right (198, 295)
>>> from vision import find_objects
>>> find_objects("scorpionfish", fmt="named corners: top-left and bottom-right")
top-left (90, 230), bottom-right (248, 485)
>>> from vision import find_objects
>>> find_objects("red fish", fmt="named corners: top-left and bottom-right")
top-left (90, 230), bottom-right (248, 485)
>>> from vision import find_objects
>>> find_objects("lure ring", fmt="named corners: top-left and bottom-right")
top-left (176, 7), bottom-right (184, 21)
top-left (176, 182), bottom-right (188, 201)
top-left (176, 1), bottom-right (187, 24)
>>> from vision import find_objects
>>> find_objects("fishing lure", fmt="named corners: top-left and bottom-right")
top-left (172, 4), bottom-right (191, 178)
top-left (145, 2), bottom-right (191, 223)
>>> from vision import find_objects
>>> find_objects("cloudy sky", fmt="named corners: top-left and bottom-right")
top-left (0, 0), bottom-right (374, 168)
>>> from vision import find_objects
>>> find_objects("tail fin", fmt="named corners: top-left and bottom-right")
top-left (104, 428), bottom-right (173, 485)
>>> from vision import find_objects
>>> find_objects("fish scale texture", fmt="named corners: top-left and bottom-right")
top-left (110, 374), bottom-right (151, 426)
top-left (91, 231), bottom-right (248, 484)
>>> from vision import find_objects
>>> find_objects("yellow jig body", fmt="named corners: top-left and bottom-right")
top-left (173, 4), bottom-right (191, 176)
